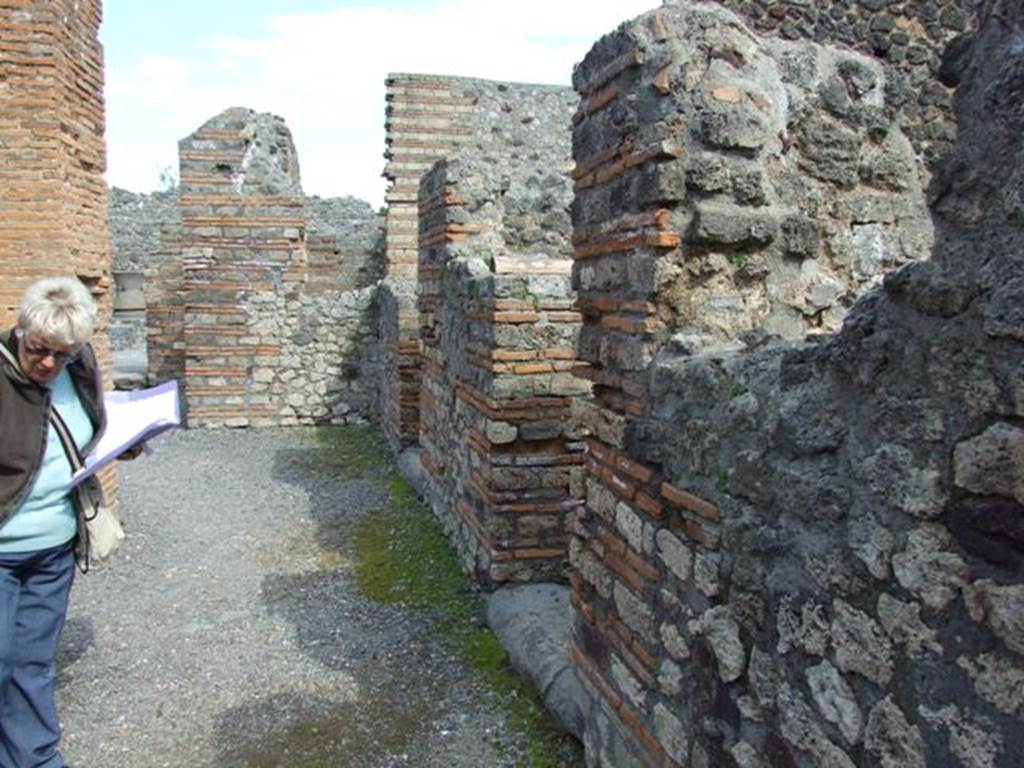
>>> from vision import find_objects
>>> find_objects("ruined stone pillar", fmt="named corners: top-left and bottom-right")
top-left (380, 74), bottom-right (478, 450)
top-left (176, 108), bottom-right (306, 427)
top-left (565, 2), bottom-right (962, 765)
top-left (418, 161), bottom-right (587, 583)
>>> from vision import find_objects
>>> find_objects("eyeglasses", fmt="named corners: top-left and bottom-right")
top-left (20, 339), bottom-right (80, 363)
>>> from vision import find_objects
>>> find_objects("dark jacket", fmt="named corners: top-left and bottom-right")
top-left (0, 328), bottom-right (107, 523)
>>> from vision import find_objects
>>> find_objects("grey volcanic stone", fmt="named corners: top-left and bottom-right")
top-left (396, 448), bottom-right (427, 499)
top-left (864, 697), bottom-right (926, 768)
top-left (487, 584), bottom-right (591, 740)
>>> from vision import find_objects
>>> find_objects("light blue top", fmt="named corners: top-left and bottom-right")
top-left (0, 368), bottom-right (95, 553)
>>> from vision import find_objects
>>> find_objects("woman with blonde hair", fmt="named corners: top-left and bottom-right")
top-left (0, 276), bottom-right (138, 768)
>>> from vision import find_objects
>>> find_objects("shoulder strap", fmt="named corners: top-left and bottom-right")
top-left (49, 406), bottom-right (85, 473)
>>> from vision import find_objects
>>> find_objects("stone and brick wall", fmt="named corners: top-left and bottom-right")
top-left (109, 187), bottom-right (180, 273)
top-left (305, 196), bottom-right (385, 293)
top-left (375, 278), bottom-right (421, 448)
top-left (566, 3), bottom-right (1023, 766)
top-left (379, 74), bottom-right (472, 449)
top-left (714, 0), bottom-right (983, 169)
top-left (107, 188), bottom-right (182, 386)
top-left (398, 78), bottom-right (588, 584)
top-left (379, 73), bottom-right (579, 452)
top-left (140, 108), bottom-right (383, 427)
top-left (174, 108), bottom-right (307, 427)
top-left (0, 0), bottom-right (112, 350)
top-left (417, 156), bottom-right (587, 582)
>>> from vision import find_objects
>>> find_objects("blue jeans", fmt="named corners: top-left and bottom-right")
top-left (0, 543), bottom-right (75, 768)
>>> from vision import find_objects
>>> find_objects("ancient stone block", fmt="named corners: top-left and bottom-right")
top-left (777, 684), bottom-right (856, 768)
top-left (957, 653), bottom-right (1024, 716)
top-left (962, 580), bottom-right (1024, 657)
top-left (806, 660), bottom-right (863, 744)
top-left (830, 598), bottom-right (894, 686)
top-left (892, 525), bottom-right (969, 611)
top-left (653, 703), bottom-right (689, 764)
top-left (660, 621), bottom-right (691, 662)
top-left (876, 593), bottom-right (939, 657)
top-left (696, 605), bottom-right (745, 683)
top-left (864, 697), bottom-right (926, 768)
top-left (953, 422), bottom-right (1024, 504)
top-left (656, 529), bottom-right (693, 582)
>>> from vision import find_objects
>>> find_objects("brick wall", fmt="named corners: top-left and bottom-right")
top-left (140, 108), bottom-right (383, 428)
top-left (173, 108), bottom-right (306, 427)
top-left (418, 163), bottom-right (587, 583)
top-left (380, 72), bottom-right (582, 456)
top-left (379, 74), bottom-right (478, 449)
top-left (0, 0), bottom-right (112, 349)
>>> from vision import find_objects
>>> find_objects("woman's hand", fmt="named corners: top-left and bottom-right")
top-left (117, 443), bottom-right (147, 461)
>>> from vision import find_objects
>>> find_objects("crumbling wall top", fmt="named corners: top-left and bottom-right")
top-left (180, 107), bottom-right (302, 197)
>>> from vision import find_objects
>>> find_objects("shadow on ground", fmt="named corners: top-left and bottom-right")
top-left (213, 693), bottom-right (426, 768)
top-left (208, 428), bottom-right (449, 767)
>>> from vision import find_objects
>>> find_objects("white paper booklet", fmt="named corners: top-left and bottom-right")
top-left (69, 380), bottom-right (181, 488)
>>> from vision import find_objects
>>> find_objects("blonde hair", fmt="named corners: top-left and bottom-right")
top-left (17, 277), bottom-right (97, 346)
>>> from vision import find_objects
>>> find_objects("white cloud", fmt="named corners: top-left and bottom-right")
top-left (104, 0), bottom-right (659, 205)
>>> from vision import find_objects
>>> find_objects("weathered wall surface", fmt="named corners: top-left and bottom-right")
top-left (572, 1), bottom-right (931, 367)
top-left (418, 156), bottom-right (587, 583)
top-left (109, 187), bottom-right (181, 272)
top-left (375, 278), bottom-right (421, 448)
top-left (107, 188), bottom-right (182, 386)
top-left (714, 0), bottom-right (983, 168)
top-left (380, 73), bottom-right (581, 451)
top-left (140, 108), bottom-right (383, 427)
top-left (174, 107), bottom-right (307, 427)
top-left (403, 78), bottom-right (590, 584)
top-left (305, 196), bottom-right (385, 293)
top-left (567, 2), bottom-right (1023, 766)
top-left (0, 0), bottom-right (112, 349)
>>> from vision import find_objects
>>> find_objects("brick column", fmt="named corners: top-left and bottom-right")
top-left (0, 0), bottom-right (112, 351)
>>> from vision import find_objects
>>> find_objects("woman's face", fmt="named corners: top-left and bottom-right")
top-left (16, 330), bottom-right (80, 385)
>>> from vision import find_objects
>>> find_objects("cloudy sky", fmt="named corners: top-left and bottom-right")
top-left (101, 0), bottom-right (659, 208)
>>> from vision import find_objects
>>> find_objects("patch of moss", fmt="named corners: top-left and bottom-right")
top-left (314, 549), bottom-right (348, 571)
top-left (728, 251), bottom-right (750, 270)
top-left (306, 425), bottom-right (393, 479)
top-left (351, 466), bottom-right (582, 767)
top-left (235, 697), bottom-right (423, 768)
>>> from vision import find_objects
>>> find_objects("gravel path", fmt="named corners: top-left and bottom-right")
top-left (57, 427), bottom-right (570, 768)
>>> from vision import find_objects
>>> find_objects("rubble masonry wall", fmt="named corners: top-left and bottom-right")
top-left (567, 3), bottom-right (1021, 767)
top-left (715, 0), bottom-right (983, 169)
top-left (412, 78), bottom-right (586, 584)
top-left (141, 108), bottom-right (383, 427)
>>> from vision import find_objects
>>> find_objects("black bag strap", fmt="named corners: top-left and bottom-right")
top-left (49, 406), bottom-right (86, 474)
